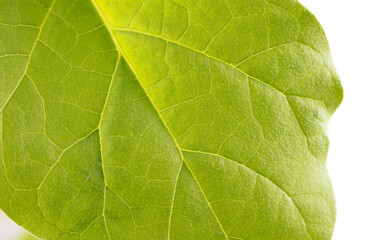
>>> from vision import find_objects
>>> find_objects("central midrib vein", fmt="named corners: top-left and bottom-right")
top-left (90, 1), bottom-right (230, 239)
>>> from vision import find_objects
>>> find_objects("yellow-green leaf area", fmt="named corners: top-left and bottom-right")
top-left (0, 0), bottom-right (343, 239)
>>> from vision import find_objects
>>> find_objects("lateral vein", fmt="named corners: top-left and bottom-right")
top-left (0, 0), bottom-right (57, 111)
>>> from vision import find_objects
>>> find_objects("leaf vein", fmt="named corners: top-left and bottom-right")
top-left (181, 148), bottom-right (311, 238)
top-left (0, 0), bottom-right (56, 111)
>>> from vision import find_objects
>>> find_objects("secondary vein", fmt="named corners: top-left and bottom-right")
top-left (0, 0), bottom-right (57, 112)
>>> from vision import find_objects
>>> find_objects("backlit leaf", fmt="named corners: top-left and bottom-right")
top-left (0, 0), bottom-right (343, 239)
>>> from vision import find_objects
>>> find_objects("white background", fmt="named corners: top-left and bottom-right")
top-left (1, 0), bottom-right (392, 239)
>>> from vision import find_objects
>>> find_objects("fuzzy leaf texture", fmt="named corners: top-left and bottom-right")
top-left (0, 0), bottom-right (343, 239)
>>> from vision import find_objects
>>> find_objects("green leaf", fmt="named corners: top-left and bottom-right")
top-left (0, 0), bottom-right (343, 239)
top-left (18, 233), bottom-right (38, 240)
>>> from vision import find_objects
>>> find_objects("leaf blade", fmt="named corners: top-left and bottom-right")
top-left (0, 0), bottom-right (343, 239)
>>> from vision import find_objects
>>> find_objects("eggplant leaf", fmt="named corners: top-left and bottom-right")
top-left (0, 0), bottom-right (343, 239)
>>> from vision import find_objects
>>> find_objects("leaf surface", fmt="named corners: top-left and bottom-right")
top-left (0, 0), bottom-right (343, 239)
